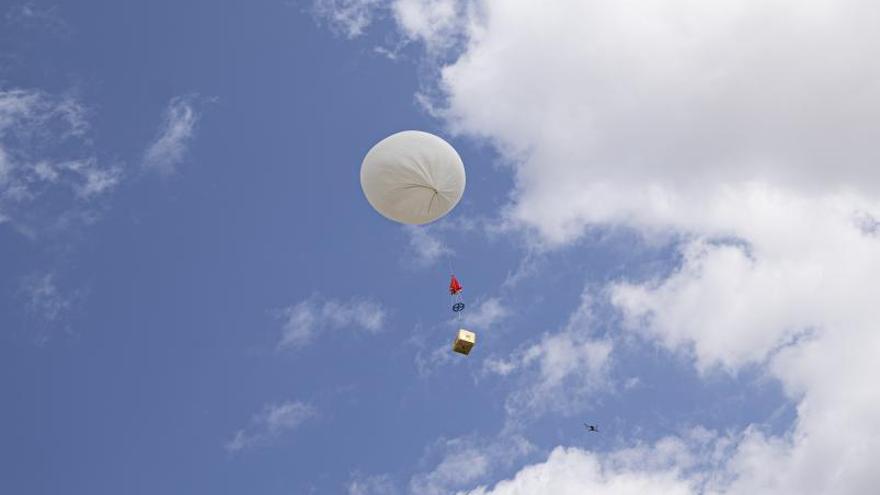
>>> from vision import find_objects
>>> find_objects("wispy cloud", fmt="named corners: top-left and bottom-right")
top-left (409, 435), bottom-right (534, 495)
top-left (391, 0), bottom-right (466, 54)
top-left (21, 272), bottom-right (77, 322)
top-left (18, 271), bottom-right (86, 342)
top-left (225, 400), bottom-right (316, 453)
top-left (483, 292), bottom-right (612, 423)
top-left (490, 332), bottom-right (612, 422)
top-left (411, 443), bottom-right (490, 495)
top-left (462, 297), bottom-right (508, 330)
top-left (1, 87), bottom-right (119, 340)
top-left (347, 473), bottom-right (398, 495)
top-left (404, 225), bottom-right (452, 268)
top-left (311, 0), bottom-right (383, 39)
top-left (143, 95), bottom-right (202, 175)
top-left (0, 88), bottom-right (120, 236)
top-left (4, 1), bottom-right (71, 35)
top-left (311, 0), bottom-right (468, 53)
top-left (276, 296), bottom-right (386, 350)
top-left (413, 338), bottom-right (458, 378)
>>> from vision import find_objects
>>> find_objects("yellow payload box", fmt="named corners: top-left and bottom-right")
top-left (452, 329), bottom-right (476, 355)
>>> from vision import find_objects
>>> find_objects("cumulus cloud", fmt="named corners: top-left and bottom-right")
top-left (225, 400), bottom-right (316, 453)
top-left (0, 88), bottom-right (120, 235)
top-left (143, 95), bottom-right (201, 174)
top-left (315, 0), bottom-right (880, 492)
top-left (612, 234), bottom-right (820, 374)
top-left (276, 296), bottom-right (386, 349)
top-left (610, 201), bottom-right (880, 492)
top-left (462, 434), bottom-right (715, 495)
top-left (429, 0), bottom-right (880, 245)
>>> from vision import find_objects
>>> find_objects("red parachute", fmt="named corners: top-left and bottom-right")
top-left (449, 275), bottom-right (463, 295)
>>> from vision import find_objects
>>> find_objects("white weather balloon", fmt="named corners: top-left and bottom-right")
top-left (360, 130), bottom-right (466, 225)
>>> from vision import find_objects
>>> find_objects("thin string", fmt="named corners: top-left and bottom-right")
top-left (446, 254), bottom-right (454, 278)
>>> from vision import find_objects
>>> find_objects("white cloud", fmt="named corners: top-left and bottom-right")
top-left (611, 217), bottom-right (880, 493)
top-left (409, 435), bottom-right (533, 495)
top-left (412, 327), bottom-right (462, 377)
top-left (429, 1), bottom-right (880, 245)
top-left (412, 446), bottom-right (490, 495)
top-left (277, 296), bottom-right (386, 349)
top-left (0, 88), bottom-right (120, 233)
top-left (417, 430), bottom-right (731, 495)
top-left (225, 400), bottom-right (316, 453)
top-left (0, 88), bottom-right (121, 338)
top-left (462, 297), bottom-right (507, 330)
top-left (21, 272), bottom-right (78, 323)
top-left (326, 1), bottom-right (880, 492)
top-left (312, 0), bottom-right (383, 39)
top-left (461, 423), bottom-right (871, 495)
top-left (462, 440), bottom-right (705, 495)
top-left (483, 292), bottom-right (611, 422)
top-left (490, 331), bottom-right (612, 422)
top-left (143, 95), bottom-right (201, 174)
top-left (71, 160), bottom-right (123, 199)
top-left (17, 271), bottom-right (87, 343)
top-left (4, 1), bottom-right (70, 35)
top-left (348, 473), bottom-right (398, 495)
top-left (310, 0), bottom-right (470, 53)
top-left (404, 225), bottom-right (452, 268)
top-left (392, 0), bottom-right (466, 53)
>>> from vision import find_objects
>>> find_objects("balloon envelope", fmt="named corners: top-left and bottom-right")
top-left (360, 130), bottom-right (466, 225)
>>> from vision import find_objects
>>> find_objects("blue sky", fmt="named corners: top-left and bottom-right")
top-left (3, 1), bottom-right (880, 494)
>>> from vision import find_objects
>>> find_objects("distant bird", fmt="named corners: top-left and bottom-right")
top-left (584, 423), bottom-right (599, 432)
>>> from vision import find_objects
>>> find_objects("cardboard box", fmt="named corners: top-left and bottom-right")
top-left (453, 328), bottom-right (476, 355)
